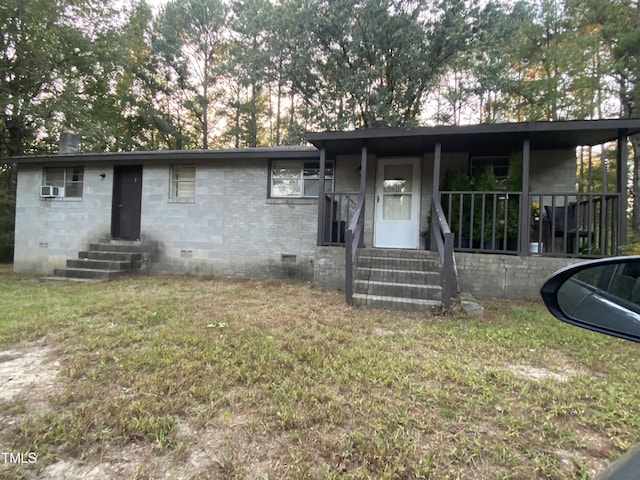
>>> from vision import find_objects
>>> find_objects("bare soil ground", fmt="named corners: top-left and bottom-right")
top-left (0, 341), bottom-right (60, 410)
top-left (0, 342), bottom-right (268, 479)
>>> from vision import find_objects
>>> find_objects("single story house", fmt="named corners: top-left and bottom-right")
top-left (12, 119), bottom-right (640, 309)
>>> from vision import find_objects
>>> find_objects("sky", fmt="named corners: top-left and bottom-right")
top-left (146, 0), bottom-right (168, 10)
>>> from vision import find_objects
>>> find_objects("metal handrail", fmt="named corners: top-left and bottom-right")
top-left (345, 194), bottom-right (365, 304)
top-left (432, 198), bottom-right (457, 308)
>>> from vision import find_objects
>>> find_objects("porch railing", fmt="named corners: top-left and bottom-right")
top-left (530, 192), bottom-right (620, 257)
top-left (440, 191), bottom-right (523, 253)
top-left (322, 192), bottom-right (359, 246)
top-left (432, 198), bottom-right (458, 308)
top-left (440, 191), bottom-right (621, 257)
top-left (345, 194), bottom-right (365, 305)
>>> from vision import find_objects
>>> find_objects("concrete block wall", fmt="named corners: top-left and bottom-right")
top-left (13, 148), bottom-right (580, 285)
top-left (455, 252), bottom-right (582, 299)
top-left (14, 163), bottom-right (113, 273)
top-left (314, 246), bottom-right (346, 291)
top-left (141, 160), bottom-right (318, 279)
top-left (334, 155), bottom-right (361, 192)
top-left (313, 248), bottom-right (583, 300)
top-left (530, 149), bottom-right (576, 193)
top-left (14, 158), bottom-right (319, 279)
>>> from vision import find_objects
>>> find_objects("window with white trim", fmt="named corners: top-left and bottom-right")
top-left (170, 165), bottom-right (196, 201)
top-left (270, 160), bottom-right (334, 198)
top-left (43, 166), bottom-right (84, 198)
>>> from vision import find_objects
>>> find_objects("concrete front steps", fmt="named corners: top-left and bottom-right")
top-left (352, 248), bottom-right (444, 311)
top-left (46, 240), bottom-right (151, 282)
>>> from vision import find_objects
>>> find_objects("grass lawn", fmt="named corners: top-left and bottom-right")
top-left (1, 265), bottom-right (640, 479)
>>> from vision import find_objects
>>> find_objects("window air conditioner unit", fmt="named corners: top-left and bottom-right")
top-left (40, 186), bottom-right (65, 197)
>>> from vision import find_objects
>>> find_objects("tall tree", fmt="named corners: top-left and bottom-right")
top-left (223, 0), bottom-right (272, 147)
top-left (138, 1), bottom-right (199, 150)
top-left (0, 0), bottom-right (126, 260)
top-left (288, 0), bottom-right (482, 129)
top-left (158, 0), bottom-right (227, 149)
top-left (572, 0), bottom-right (640, 232)
top-left (1, 0), bottom-right (82, 157)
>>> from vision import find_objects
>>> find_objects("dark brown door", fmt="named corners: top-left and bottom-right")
top-left (112, 166), bottom-right (143, 240)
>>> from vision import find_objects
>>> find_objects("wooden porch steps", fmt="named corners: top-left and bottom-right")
top-left (44, 240), bottom-right (151, 282)
top-left (352, 248), bottom-right (444, 311)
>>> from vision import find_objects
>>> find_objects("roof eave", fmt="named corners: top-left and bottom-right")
top-left (305, 118), bottom-right (640, 148)
top-left (9, 146), bottom-right (319, 164)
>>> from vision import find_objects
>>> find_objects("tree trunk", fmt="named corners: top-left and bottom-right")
top-left (250, 81), bottom-right (257, 147)
top-left (202, 85), bottom-right (209, 150)
top-left (267, 80), bottom-right (273, 146)
top-left (578, 146), bottom-right (584, 193)
top-left (632, 134), bottom-right (640, 234)
top-left (234, 87), bottom-right (240, 149)
top-left (275, 58), bottom-right (283, 146)
top-left (628, 1), bottom-right (640, 234)
top-left (202, 54), bottom-right (210, 150)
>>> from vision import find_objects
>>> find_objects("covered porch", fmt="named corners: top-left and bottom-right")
top-left (306, 119), bottom-right (640, 308)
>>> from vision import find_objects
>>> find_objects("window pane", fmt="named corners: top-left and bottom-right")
top-left (303, 162), bottom-right (333, 177)
top-left (272, 178), bottom-right (301, 197)
top-left (171, 165), bottom-right (195, 199)
top-left (325, 178), bottom-right (334, 193)
top-left (272, 161), bottom-right (299, 179)
top-left (176, 181), bottom-right (195, 198)
top-left (303, 179), bottom-right (319, 197)
top-left (303, 166), bottom-right (320, 179)
top-left (271, 160), bottom-right (332, 198)
top-left (383, 165), bottom-right (412, 193)
top-left (44, 168), bottom-right (65, 186)
top-left (271, 161), bottom-right (301, 197)
top-left (176, 166), bottom-right (195, 181)
top-left (383, 194), bottom-right (412, 220)
top-left (65, 182), bottom-right (82, 197)
top-left (43, 167), bottom-right (83, 197)
top-left (65, 167), bottom-right (84, 197)
top-left (70, 167), bottom-right (84, 183)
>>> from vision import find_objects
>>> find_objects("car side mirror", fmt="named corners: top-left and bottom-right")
top-left (540, 257), bottom-right (640, 343)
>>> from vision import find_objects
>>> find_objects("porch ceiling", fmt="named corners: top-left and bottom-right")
top-left (305, 119), bottom-right (640, 157)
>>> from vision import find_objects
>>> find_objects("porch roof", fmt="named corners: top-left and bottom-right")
top-left (305, 119), bottom-right (640, 156)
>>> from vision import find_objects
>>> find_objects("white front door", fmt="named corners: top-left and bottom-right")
top-left (374, 157), bottom-right (421, 249)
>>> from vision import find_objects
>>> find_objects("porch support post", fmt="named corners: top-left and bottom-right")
top-left (519, 138), bottom-right (531, 256)
top-left (617, 129), bottom-right (628, 247)
top-left (317, 143), bottom-right (327, 246)
top-left (431, 142), bottom-right (442, 251)
top-left (359, 140), bottom-right (367, 247)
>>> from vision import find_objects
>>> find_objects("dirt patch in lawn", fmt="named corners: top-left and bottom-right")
top-left (506, 364), bottom-right (573, 382)
top-left (37, 414), bottom-right (284, 480)
top-left (0, 340), bottom-right (60, 411)
top-left (506, 350), bottom-right (583, 383)
top-left (0, 341), bottom-right (281, 479)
